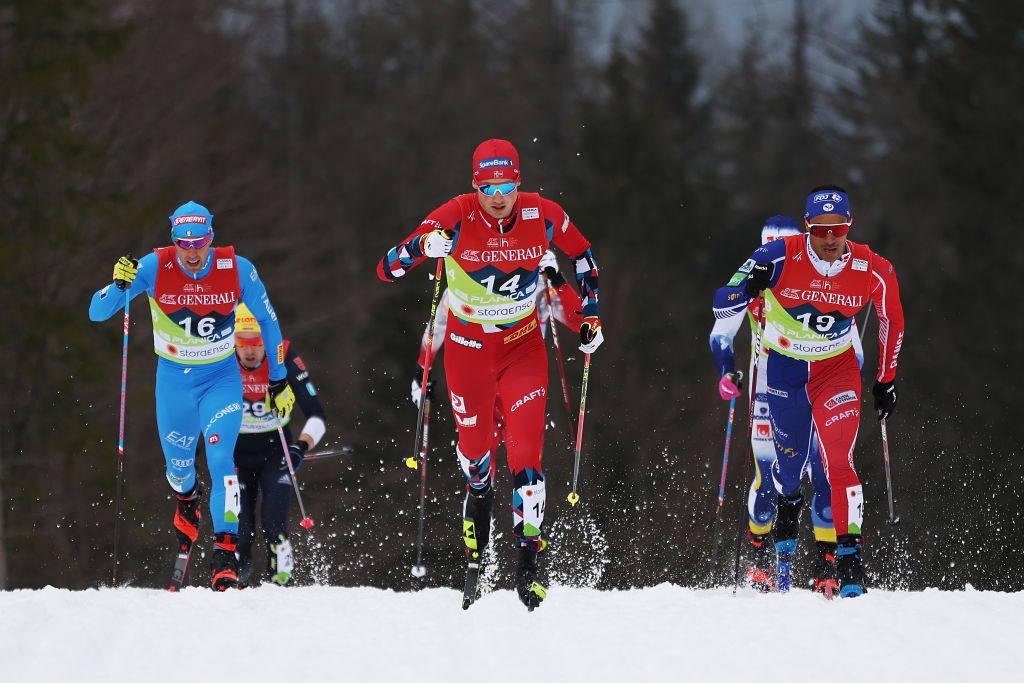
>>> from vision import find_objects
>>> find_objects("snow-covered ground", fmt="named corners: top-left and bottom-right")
top-left (1, 584), bottom-right (1019, 682)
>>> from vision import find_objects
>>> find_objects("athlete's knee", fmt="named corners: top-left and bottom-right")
top-left (457, 445), bottom-right (492, 492)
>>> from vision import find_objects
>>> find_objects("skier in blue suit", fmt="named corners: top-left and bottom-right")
top-left (89, 201), bottom-right (293, 590)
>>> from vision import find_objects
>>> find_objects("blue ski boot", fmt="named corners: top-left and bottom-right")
top-left (837, 534), bottom-right (866, 598)
top-left (773, 492), bottom-right (804, 593)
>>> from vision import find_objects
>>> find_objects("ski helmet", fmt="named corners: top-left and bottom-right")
top-left (169, 201), bottom-right (214, 241)
top-left (761, 215), bottom-right (800, 245)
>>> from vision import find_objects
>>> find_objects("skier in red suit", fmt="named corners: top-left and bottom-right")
top-left (378, 139), bottom-right (602, 609)
top-left (714, 185), bottom-right (904, 597)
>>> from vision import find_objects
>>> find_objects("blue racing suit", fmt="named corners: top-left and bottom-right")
top-left (89, 248), bottom-right (285, 537)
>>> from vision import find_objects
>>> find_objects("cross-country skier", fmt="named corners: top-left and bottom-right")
top-left (232, 303), bottom-right (327, 587)
top-left (89, 201), bottom-right (291, 590)
top-left (711, 215), bottom-right (865, 596)
top-left (378, 139), bottom-right (602, 610)
top-left (713, 187), bottom-right (904, 598)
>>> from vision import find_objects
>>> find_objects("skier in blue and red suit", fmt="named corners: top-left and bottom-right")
top-left (89, 201), bottom-right (292, 590)
top-left (713, 186), bottom-right (904, 598)
top-left (713, 216), bottom-right (870, 596)
top-left (378, 139), bottom-right (602, 610)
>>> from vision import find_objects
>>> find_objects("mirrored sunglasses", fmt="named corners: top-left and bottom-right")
top-left (478, 182), bottom-right (517, 196)
top-left (235, 336), bottom-right (264, 348)
top-left (174, 235), bottom-right (212, 250)
top-left (806, 221), bottom-right (851, 238)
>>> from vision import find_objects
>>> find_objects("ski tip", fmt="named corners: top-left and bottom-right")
top-left (567, 492), bottom-right (580, 506)
top-left (405, 457), bottom-right (418, 469)
top-left (300, 518), bottom-right (314, 529)
top-left (410, 565), bottom-right (427, 578)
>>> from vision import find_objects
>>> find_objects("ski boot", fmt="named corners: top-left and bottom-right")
top-left (515, 544), bottom-right (547, 611)
top-left (837, 534), bottom-right (866, 598)
top-left (169, 484), bottom-right (202, 591)
top-left (745, 530), bottom-right (775, 593)
top-left (773, 492), bottom-right (804, 593)
top-left (237, 551), bottom-right (254, 588)
top-left (269, 534), bottom-right (295, 586)
top-left (812, 540), bottom-right (839, 599)
top-left (211, 532), bottom-right (240, 591)
top-left (461, 485), bottom-right (493, 610)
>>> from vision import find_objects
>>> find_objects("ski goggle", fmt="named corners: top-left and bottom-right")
top-left (478, 182), bottom-right (518, 196)
top-left (174, 235), bottom-right (212, 250)
top-left (806, 221), bottom-right (851, 238)
top-left (235, 336), bottom-right (264, 348)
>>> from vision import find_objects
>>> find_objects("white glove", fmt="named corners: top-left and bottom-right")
top-left (538, 249), bottom-right (559, 274)
top-left (411, 378), bottom-right (422, 409)
top-left (580, 326), bottom-right (604, 353)
top-left (422, 230), bottom-right (454, 258)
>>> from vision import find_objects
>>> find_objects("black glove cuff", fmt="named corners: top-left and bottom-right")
top-left (290, 440), bottom-right (309, 456)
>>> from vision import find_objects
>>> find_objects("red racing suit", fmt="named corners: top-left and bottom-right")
top-left (379, 191), bottom-right (598, 548)
top-left (715, 233), bottom-right (904, 539)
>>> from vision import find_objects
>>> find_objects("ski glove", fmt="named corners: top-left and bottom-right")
top-left (580, 315), bottom-right (604, 353)
top-left (539, 249), bottom-right (566, 288)
top-left (421, 229), bottom-right (455, 258)
top-left (872, 380), bottom-right (897, 420)
top-left (744, 262), bottom-right (774, 298)
top-left (719, 371), bottom-right (743, 400)
top-left (410, 364), bottom-right (434, 409)
top-left (113, 255), bottom-right (139, 290)
top-left (281, 440), bottom-right (307, 472)
top-left (267, 378), bottom-right (295, 420)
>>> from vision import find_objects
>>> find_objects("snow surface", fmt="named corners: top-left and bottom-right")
top-left (1, 584), bottom-right (1020, 682)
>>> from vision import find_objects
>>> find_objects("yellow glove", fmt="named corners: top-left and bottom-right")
top-left (267, 379), bottom-right (295, 419)
top-left (113, 255), bottom-right (139, 290)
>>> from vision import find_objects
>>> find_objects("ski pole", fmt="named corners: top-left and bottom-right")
top-left (302, 446), bottom-right (355, 461)
top-left (405, 257), bottom-right (445, 470)
top-left (859, 302), bottom-right (873, 344)
top-left (733, 295), bottom-right (765, 593)
top-left (274, 416), bottom-right (314, 529)
top-left (709, 371), bottom-right (742, 580)
top-left (567, 352), bottom-right (591, 506)
top-left (112, 282), bottom-right (131, 586)
top-left (880, 418), bottom-right (900, 526)
top-left (541, 273), bottom-right (575, 436)
top-left (410, 394), bottom-right (431, 578)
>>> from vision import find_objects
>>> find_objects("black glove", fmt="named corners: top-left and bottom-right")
top-left (410, 364), bottom-right (434, 408)
top-left (267, 378), bottom-right (294, 419)
top-left (544, 267), bottom-right (566, 288)
top-left (281, 440), bottom-right (308, 472)
top-left (872, 380), bottom-right (897, 420)
top-left (744, 262), bottom-right (774, 298)
top-left (112, 254), bottom-right (139, 290)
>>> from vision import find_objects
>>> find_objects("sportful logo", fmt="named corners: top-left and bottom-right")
top-left (173, 215), bottom-right (208, 225)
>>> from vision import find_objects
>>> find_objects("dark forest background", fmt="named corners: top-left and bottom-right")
top-left (1, 0), bottom-right (1021, 592)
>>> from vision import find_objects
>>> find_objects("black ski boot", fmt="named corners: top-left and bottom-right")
top-left (515, 545), bottom-right (546, 611)
top-left (837, 534), bottom-right (866, 598)
top-left (812, 540), bottom-right (839, 599)
top-left (461, 485), bottom-right (493, 609)
top-left (773, 492), bottom-right (804, 592)
top-left (746, 530), bottom-right (775, 592)
top-left (211, 532), bottom-right (240, 591)
top-left (463, 485), bottom-right (494, 559)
